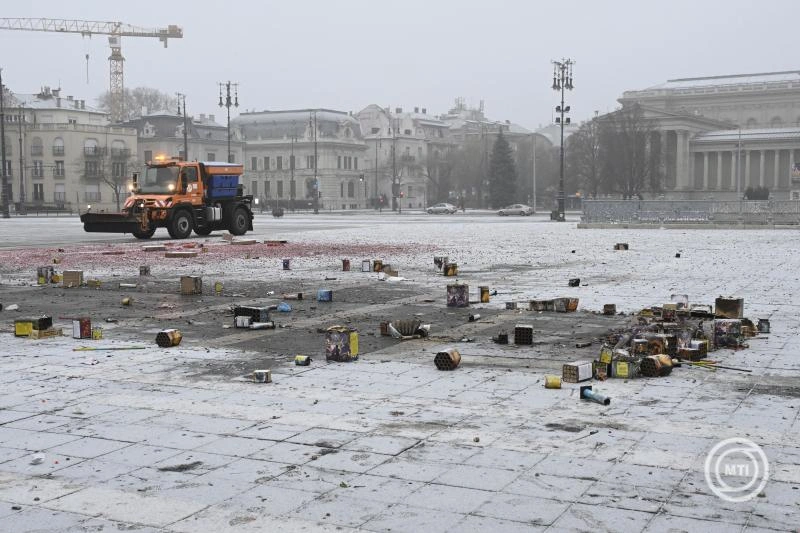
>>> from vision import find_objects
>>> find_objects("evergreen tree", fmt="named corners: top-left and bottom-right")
top-left (489, 130), bottom-right (517, 208)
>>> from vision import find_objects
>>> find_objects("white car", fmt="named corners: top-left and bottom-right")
top-left (427, 203), bottom-right (457, 214)
top-left (498, 204), bottom-right (534, 216)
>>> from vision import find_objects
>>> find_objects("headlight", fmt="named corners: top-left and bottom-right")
top-left (168, 183), bottom-right (176, 192)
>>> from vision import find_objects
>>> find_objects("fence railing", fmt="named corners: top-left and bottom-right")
top-left (581, 200), bottom-right (800, 225)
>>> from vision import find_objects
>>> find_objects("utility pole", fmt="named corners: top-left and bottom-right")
top-left (217, 81), bottom-right (238, 163)
top-left (391, 112), bottom-right (400, 213)
top-left (552, 58), bottom-right (574, 222)
top-left (374, 133), bottom-right (380, 210)
top-left (176, 92), bottom-right (189, 161)
top-left (310, 111), bottom-right (319, 214)
top-left (532, 133), bottom-right (537, 213)
top-left (0, 68), bottom-right (9, 218)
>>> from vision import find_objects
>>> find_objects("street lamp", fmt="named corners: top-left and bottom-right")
top-left (217, 81), bottom-right (238, 163)
top-left (309, 111), bottom-right (319, 214)
top-left (552, 58), bottom-right (574, 222)
top-left (359, 173), bottom-right (366, 207)
top-left (176, 92), bottom-right (189, 161)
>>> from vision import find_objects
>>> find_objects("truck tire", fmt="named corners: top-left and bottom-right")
top-left (194, 226), bottom-right (213, 236)
top-left (168, 210), bottom-right (193, 239)
top-left (132, 227), bottom-right (156, 239)
top-left (228, 206), bottom-right (249, 236)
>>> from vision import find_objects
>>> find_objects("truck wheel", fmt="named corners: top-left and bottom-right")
top-left (132, 227), bottom-right (156, 239)
top-left (228, 206), bottom-right (249, 236)
top-left (168, 210), bottom-right (193, 239)
top-left (195, 226), bottom-right (213, 236)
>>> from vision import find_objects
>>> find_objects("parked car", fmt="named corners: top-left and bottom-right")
top-left (427, 203), bottom-right (457, 214)
top-left (498, 204), bottom-right (534, 216)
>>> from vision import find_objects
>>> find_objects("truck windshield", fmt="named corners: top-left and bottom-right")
top-left (139, 166), bottom-right (179, 194)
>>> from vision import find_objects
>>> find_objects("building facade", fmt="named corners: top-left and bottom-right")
top-left (121, 112), bottom-right (244, 169)
top-left (1, 86), bottom-right (137, 213)
top-left (234, 109), bottom-right (367, 210)
top-left (356, 104), bottom-right (454, 210)
top-left (619, 71), bottom-right (800, 199)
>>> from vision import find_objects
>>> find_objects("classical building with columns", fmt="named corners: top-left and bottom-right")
top-left (619, 71), bottom-right (800, 199)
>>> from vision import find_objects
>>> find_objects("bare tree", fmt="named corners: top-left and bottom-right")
top-left (599, 104), bottom-right (663, 199)
top-left (565, 117), bottom-right (603, 197)
top-left (97, 87), bottom-right (177, 122)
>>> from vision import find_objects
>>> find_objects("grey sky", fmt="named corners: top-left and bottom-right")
top-left (2, 0), bottom-right (796, 129)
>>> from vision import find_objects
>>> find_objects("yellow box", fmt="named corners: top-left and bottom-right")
top-left (14, 320), bottom-right (34, 337)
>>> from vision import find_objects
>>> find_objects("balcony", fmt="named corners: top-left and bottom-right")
top-left (110, 147), bottom-right (131, 158)
top-left (84, 192), bottom-right (102, 202)
top-left (31, 146), bottom-right (43, 156)
top-left (84, 146), bottom-right (106, 157)
top-left (53, 168), bottom-right (65, 179)
top-left (52, 146), bottom-right (65, 156)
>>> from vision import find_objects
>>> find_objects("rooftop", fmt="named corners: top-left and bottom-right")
top-left (694, 126), bottom-right (800, 143)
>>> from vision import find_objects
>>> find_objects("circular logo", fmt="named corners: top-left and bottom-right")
top-left (704, 437), bottom-right (769, 502)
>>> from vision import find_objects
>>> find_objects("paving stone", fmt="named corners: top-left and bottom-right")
top-left (309, 449), bottom-right (392, 473)
top-left (433, 463), bottom-right (520, 491)
top-left (92, 443), bottom-right (182, 468)
top-left (367, 457), bottom-right (453, 483)
top-left (474, 493), bottom-right (570, 526)
top-left (341, 434), bottom-right (419, 455)
top-left (289, 492), bottom-right (388, 527)
top-left (360, 503), bottom-right (465, 533)
top-left (195, 435), bottom-right (273, 457)
top-left (45, 437), bottom-right (131, 459)
top-left (402, 483), bottom-right (493, 514)
top-left (552, 502), bottom-right (654, 531)
top-left (287, 427), bottom-right (364, 448)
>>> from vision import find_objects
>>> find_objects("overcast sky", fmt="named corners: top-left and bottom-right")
top-left (2, 0), bottom-right (797, 130)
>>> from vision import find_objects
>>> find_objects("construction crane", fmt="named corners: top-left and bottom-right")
top-left (0, 18), bottom-right (183, 122)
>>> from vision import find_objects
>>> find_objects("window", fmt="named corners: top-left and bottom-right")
top-left (290, 179), bottom-right (296, 198)
top-left (181, 167), bottom-right (198, 184)
top-left (144, 150), bottom-right (153, 163)
top-left (3, 160), bottom-right (12, 177)
top-left (207, 152), bottom-right (216, 161)
top-left (306, 155), bottom-right (316, 169)
top-left (112, 162), bottom-right (126, 178)
top-left (265, 181), bottom-right (271, 197)
top-left (33, 161), bottom-right (44, 178)
top-left (263, 156), bottom-right (270, 170)
top-left (33, 183), bottom-right (44, 201)
top-left (290, 155), bottom-right (295, 170)
top-left (85, 161), bottom-right (99, 177)
top-left (251, 180), bottom-right (258, 197)
top-left (111, 140), bottom-right (127, 158)
top-left (54, 184), bottom-right (65, 204)
top-left (277, 156), bottom-right (283, 170)
top-left (347, 181), bottom-right (355, 198)
top-left (407, 185), bottom-right (412, 197)
top-left (54, 161), bottom-right (64, 178)
top-left (337, 156), bottom-right (342, 169)
top-left (251, 156), bottom-right (258, 171)
top-left (404, 129), bottom-right (412, 135)
top-left (277, 180), bottom-right (284, 198)
top-left (85, 184), bottom-right (101, 202)
top-left (228, 152), bottom-right (236, 163)
top-left (354, 158), bottom-right (358, 170)
top-left (53, 137), bottom-right (65, 156)
top-left (178, 150), bottom-right (186, 161)
top-left (84, 139), bottom-right (100, 156)
top-left (371, 127), bottom-right (380, 134)
top-left (31, 137), bottom-right (43, 156)
top-left (68, 117), bottom-right (77, 126)
top-left (340, 182), bottom-right (344, 197)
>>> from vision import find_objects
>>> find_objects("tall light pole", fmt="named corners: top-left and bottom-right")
top-left (374, 134), bottom-right (380, 210)
top-left (16, 103), bottom-right (25, 214)
top-left (0, 68), bottom-right (9, 218)
top-left (217, 81), bottom-right (238, 163)
top-left (552, 58), bottom-right (574, 222)
top-left (176, 92), bottom-right (189, 161)
top-left (309, 111), bottom-right (319, 214)
top-left (531, 133), bottom-right (537, 213)
top-left (290, 122), bottom-right (297, 212)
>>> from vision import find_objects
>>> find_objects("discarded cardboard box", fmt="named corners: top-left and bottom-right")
top-left (514, 324), bottom-right (533, 345)
top-left (252, 369), bottom-right (272, 383)
top-left (63, 270), bottom-right (83, 288)
top-left (562, 360), bottom-right (593, 383)
top-left (443, 263), bottom-right (458, 276)
top-left (714, 319), bottom-right (743, 348)
top-left (325, 326), bottom-right (359, 362)
top-left (143, 245), bottom-right (167, 252)
top-left (234, 306), bottom-right (270, 323)
top-left (37, 266), bottom-right (54, 285)
top-left (72, 318), bottom-right (91, 339)
top-left (86, 279), bottom-right (102, 288)
top-left (14, 319), bottom-right (34, 337)
top-left (29, 328), bottom-right (63, 340)
top-left (715, 297), bottom-right (744, 319)
top-left (165, 251), bottom-right (199, 258)
top-left (446, 284), bottom-right (469, 308)
top-left (180, 276), bottom-right (203, 295)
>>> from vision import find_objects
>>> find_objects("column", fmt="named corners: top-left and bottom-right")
top-left (759, 150), bottom-right (765, 187)
top-left (774, 150), bottom-right (780, 189)
top-left (744, 150), bottom-right (751, 191)
top-left (791, 150), bottom-right (796, 192)
top-left (675, 130), bottom-right (686, 189)
top-left (716, 152), bottom-right (723, 192)
top-left (702, 152), bottom-right (709, 190)
top-left (731, 151), bottom-right (737, 191)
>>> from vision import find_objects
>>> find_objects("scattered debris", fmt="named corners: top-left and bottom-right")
top-left (492, 332), bottom-right (509, 344)
top-left (295, 355), bottom-right (312, 366)
top-left (580, 385), bottom-right (611, 405)
top-left (446, 283), bottom-right (469, 308)
top-left (317, 289), bottom-right (333, 302)
top-left (139, 265), bottom-right (151, 276)
top-left (603, 304), bottom-right (617, 315)
top-left (544, 375), bottom-right (561, 389)
top-left (514, 325), bottom-right (533, 345)
top-left (325, 326), bottom-right (359, 362)
top-left (73, 346), bottom-right (146, 351)
top-left (158, 461), bottom-right (203, 473)
top-left (63, 270), bottom-right (83, 288)
top-left (505, 302), bottom-right (517, 310)
top-left (165, 251), bottom-right (198, 258)
top-left (434, 348), bottom-right (461, 370)
top-left (252, 369), bottom-right (272, 383)
top-left (30, 454), bottom-right (45, 465)
top-left (342, 259), bottom-right (351, 271)
top-left (568, 278), bottom-right (581, 287)
top-left (468, 313), bottom-right (481, 322)
top-left (180, 276), bottom-right (203, 295)
top-left (5, 304), bottom-right (18, 311)
top-left (575, 341), bottom-right (592, 348)
top-left (479, 286), bottom-right (490, 303)
top-left (156, 329), bottom-right (183, 348)
top-left (614, 243), bottom-right (629, 250)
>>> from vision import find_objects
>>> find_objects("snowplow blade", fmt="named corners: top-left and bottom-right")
top-left (80, 212), bottom-right (142, 234)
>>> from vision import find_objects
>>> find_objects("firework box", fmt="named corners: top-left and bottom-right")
top-left (715, 297), bottom-right (744, 319)
top-left (63, 270), bottom-right (83, 288)
top-left (180, 276), bottom-right (203, 295)
top-left (714, 319), bottom-right (743, 348)
top-left (446, 283), bottom-right (469, 308)
top-left (325, 326), bottom-right (359, 362)
top-left (562, 360), bottom-right (593, 383)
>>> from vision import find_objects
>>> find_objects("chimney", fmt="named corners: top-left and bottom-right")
top-left (67, 95), bottom-right (73, 101)
top-left (422, 108), bottom-right (426, 114)
top-left (56, 98), bottom-right (61, 108)
top-left (81, 100), bottom-right (85, 109)
top-left (395, 107), bottom-right (402, 114)
top-left (199, 113), bottom-right (205, 120)
top-left (209, 114), bottom-right (215, 122)
top-left (414, 107), bottom-right (419, 113)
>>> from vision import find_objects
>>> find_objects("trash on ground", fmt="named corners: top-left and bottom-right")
top-left (156, 329), bottom-right (183, 347)
top-left (434, 348), bottom-right (461, 370)
top-left (252, 369), bottom-right (272, 383)
top-left (580, 385), bottom-right (611, 405)
top-left (325, 326), bottom-right (359, 362)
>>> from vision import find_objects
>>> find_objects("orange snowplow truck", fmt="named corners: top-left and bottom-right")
top-left (80, 159), bottom-right (254, 239)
